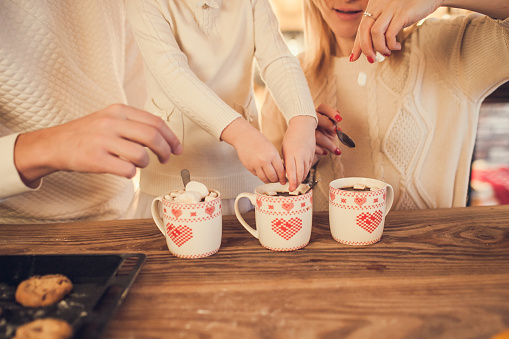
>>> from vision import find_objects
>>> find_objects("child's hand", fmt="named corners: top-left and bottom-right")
top-left (221, 118), bottom-right (286, 185)
top-left (281, 115), bottom-right (316, 192)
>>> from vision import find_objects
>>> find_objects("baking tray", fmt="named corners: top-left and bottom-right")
top-left (0, 253), bottom-right (146, 339)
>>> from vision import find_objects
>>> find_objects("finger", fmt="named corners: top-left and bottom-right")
top-left (255, 168), bottom-right (270, 184)
top-left (107, 137), bottom-right (150, 168)
top-left (316, 145), bottom-right (327, 156)
top-left (385, 18), bottom-right (404, 50)
top-left (97, 155), bottom-right (137, 179)
top-left (316, 132), bottom-right (337, 154)
top-left (371, 13), bottom-right (394, 56)
top-left (284, 157), bottom-right (297, 192)
top-left (358, 14), bottom-right (378, 62)
top-left (273, 158), bottom-right (287, 186)
top-left (351, 30), bottom-right (363, 62)
top-left (262, 163), bottom-right (280, 183)
top-left (120, 105), bottom-right (183, 157)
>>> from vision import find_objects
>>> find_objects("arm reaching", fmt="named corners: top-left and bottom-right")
top-left (14, 104), bottom-right (182, 187)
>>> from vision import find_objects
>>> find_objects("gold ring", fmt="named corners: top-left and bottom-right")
top-left (363, 12), bottom-right (376, 20)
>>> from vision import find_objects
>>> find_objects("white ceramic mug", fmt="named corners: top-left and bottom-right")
top-left (151, 190), bottom-right (222, 258)
top-left (329, 177), bottom-right (394, 245)
top-left (234, 183), bottom-right (313, 251)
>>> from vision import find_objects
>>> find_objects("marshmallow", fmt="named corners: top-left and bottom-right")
top-left (265, 191), bottom-right (277, 196)
top-left (204, 196), bottom-right (216, 202)
top-left (353, 183), bottom-right (366, 190)
top-left (185, 181), bottom-right (209, 199)
top-left (174, 191), bottom-right (202, 203)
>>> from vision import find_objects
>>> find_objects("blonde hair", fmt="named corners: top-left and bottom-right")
top-left (301, 0), bottom-right (337, 84)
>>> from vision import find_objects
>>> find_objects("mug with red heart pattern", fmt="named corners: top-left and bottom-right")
top-left (151, 190), bottom-right (222, 258)
top-left (329, 177), bottom-right (394, 245)
top-left (234, 183), bottom-right (313, 251)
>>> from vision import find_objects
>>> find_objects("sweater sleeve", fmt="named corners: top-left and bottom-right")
top-left (0, 134), bottom-right (41, 200)
top-left (252, 0), bottom-right (317, 126)
top-left (420, 14), bottom-right (509, 103)
top-left (126, 0), bottom-right (241, 140)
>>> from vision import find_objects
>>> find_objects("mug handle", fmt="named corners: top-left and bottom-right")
top-left (151, 196), bottom-right (166, 236)
top-left (234, 193), bottom-right (259, 239)
top-left (384, 184), bottom-right (394, 215)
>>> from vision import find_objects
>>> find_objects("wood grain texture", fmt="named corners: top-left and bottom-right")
top-left (1, 205), bottom-right (509, 339)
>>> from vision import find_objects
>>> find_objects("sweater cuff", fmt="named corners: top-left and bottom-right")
top-left (0, 133), bottom-right (42, 200)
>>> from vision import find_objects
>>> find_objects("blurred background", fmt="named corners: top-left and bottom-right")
top-left (257, 0), bottom-right (509, 207)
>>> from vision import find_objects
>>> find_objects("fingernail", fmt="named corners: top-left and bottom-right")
top-left (349, 53), bottom-right (354, 62)
top-left (334, 148), bottom-right (342, 156)
top-left (383, 53), bottom-right (390, 57)
top-left (367, 56), bottom-right (374, 64)
top-left (336, 126), bottom-right (342, 132)
top-left (335, 112), bottom-right (342, 122)
top-left (323, 150), bottom-right (328, 155)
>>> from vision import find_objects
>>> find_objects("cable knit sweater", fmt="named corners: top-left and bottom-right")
top-left (0, 1), bottom-right (146, 223)
top-left (261, 14), bottom-right (509, 211)
top-left (126, 0), bottom-right (317, 199)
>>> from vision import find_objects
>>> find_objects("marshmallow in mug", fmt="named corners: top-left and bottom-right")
top-left (164, 181), bottom-right (218, 203)
top-left (264, 183), bottom-right (309, 196)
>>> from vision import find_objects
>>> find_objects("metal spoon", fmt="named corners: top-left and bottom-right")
top-left (336, 129), bottom-right (356, 148)
top-left (304, 179), bottom-right (321, 194)
top-left (180, 169), bottom-right (191, 188)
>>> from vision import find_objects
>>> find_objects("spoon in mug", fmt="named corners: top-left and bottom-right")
top-left (304, 179), bottom-right (321, 194)
top-left (180, 169), bottom-right (191, 188)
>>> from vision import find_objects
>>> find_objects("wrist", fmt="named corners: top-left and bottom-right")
top-left (14, 131), bottom-right (57, 186)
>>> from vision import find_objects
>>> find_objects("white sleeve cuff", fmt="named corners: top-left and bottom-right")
top-left (0, 133), bottom-right (42, 200)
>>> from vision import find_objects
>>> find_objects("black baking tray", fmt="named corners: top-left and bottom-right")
top-left (0, 253), bottom-right (146, 339)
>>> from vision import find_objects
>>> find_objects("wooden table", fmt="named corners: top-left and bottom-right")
top-left (1, 205), bottom-right (509, 339)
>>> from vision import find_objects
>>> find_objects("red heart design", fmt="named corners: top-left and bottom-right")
top-left (166, 223), bottom-right (193, 247)
top-left (354, 196), bottom-right (367, 206)
top-left (356, 210), bottom-right (383, 233)
top-left (281, 202), bottom-right (294, 212)
top-left (330, 192), bottom-right (335, 202)
top-left (205, 206), bottom-right (215, 216)
top-left (271, 217), bottom-right (302, 240)
top-left (172, 209), bottom-right (182, 218)
top-left (257, 199), bottom-right (263, 208)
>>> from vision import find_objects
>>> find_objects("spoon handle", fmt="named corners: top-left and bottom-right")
top-left (180, 169), bottom-right (191, 187)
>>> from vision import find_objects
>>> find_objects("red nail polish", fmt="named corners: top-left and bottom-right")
top-left (323, 150), bottom-right (328, 155)
top-left (367, 56), bottom-right (374, 64)
top-left (383, 53), bottom-right (390, 57)
top-left (336, 126), bottom-right (342, 132)
top-left (349, 53), bottom-right (354, 62)
top-left (335, 113), bottom-right (342, 122)
top-left (334, 148), bottom-right (342, 156)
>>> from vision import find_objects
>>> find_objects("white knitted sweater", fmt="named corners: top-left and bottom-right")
top-left (262, 14), bottom-right (509, 211)
top-left (0, 1), bottom-right (146, 223)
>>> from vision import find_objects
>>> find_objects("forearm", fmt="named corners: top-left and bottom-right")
top-left (443, 0), bottom-right (509, 19)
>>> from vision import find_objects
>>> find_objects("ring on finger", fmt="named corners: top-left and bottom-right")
top-left (363, 11), bottom-right (377, 20)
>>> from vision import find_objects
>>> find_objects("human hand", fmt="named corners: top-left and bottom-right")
top-left (281, 115), bottom-right (316, 192)
top-left (315, 104), bottom-right (342, 159)
top-left (351, 0), bottom-right (443, 62)
top-left (221, 118), bottom-right (286, 185)
top-left (14, 104), bottom-right (182, 186)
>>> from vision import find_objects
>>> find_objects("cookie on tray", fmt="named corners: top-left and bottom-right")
top-left (15, 274), bottom-right (73, 307)
top-left (13, 318), bottom-right (73, 339)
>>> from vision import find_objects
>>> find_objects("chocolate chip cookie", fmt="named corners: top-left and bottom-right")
top-left (13, 318), bottom-right (72, 339)
top-left (15, 274), bottom-right (73, 307)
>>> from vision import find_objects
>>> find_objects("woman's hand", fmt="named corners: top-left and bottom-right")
top-left (314, 104), bottom-right (342, 161)
top-left (351, 0), bottom-right (443, 62)
top-left (14, 104), bottom-right (182, 186)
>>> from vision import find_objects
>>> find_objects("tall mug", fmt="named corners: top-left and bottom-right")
top-left (329, 177), bottom-right (394, 245)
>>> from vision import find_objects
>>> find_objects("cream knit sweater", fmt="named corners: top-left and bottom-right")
top-left (262, 14), bottom-right (509, 211)
top-left (126, 0), bottom-right (317, 200)
top-left (0, 1), bottom-right (146, 223)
